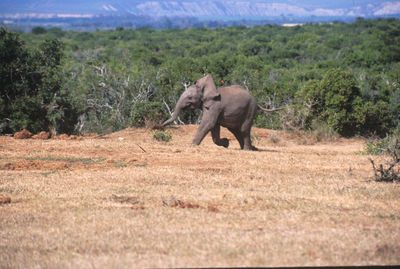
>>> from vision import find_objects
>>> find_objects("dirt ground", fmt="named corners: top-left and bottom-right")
top-left (1, 125), bottom-right (399, 268)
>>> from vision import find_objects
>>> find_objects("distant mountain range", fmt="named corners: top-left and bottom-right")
top-left (2, 0), bottom-right (400, 19)
top-left (1, 1), bottom-right (400, 31)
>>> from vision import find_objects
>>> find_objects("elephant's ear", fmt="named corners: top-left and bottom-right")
top-left (197, 75), bottom-right (220, 109)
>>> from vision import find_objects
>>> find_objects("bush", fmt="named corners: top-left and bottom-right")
top-left (32, 26), bottom-right (47, 35)
top-left (280, 104), bottom-right (313, 133)
top-left (309, 120), bottom-right (338, 142)
top-left (153, 130), bottom-right (172, 142)
top-left (365, 136), bottom-right (393, 155)
top-left (367, 130), bottom-right (400, 182)
top-left (130, 101), bottom-right (165, 128)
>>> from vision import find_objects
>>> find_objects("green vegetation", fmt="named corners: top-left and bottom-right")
top-left (366, 135), bottom-right (397, 156)
top-left (1, 18), bottom-right (399, 137)
top-left (153, 130), bottom-right (173, 142)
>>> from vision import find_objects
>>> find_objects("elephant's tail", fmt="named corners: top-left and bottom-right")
top-left (257, 105), bottom-right (284, 114)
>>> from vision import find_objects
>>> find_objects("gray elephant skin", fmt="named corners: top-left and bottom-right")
top-left (162, 74), bottom-right (278, 150)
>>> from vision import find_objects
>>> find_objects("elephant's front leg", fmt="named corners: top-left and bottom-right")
top-left (192, 108), bottom-right (219, 146)
top-left (192, 123), bottom-right (211, 145)
top-left (211, 125), bottom-right (229, 148)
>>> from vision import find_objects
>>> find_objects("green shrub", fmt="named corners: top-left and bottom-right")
top-left (153, 130), bottom-right (172, 142)
top-left (365, 130), bottom-right (400, 155)
top-left (130, 101), bottom-right (165, 128)
top-left (368, 131), bottom-right (400, 182)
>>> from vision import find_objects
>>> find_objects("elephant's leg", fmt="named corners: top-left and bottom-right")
top-left (241, 109), bottom-right (257, 150)
top-left (211, 125), bottom-right (229, 148)
top-left (192, 109), bottom-right (219, 145)
top-left (192, 124), bottom-right (212, 145)
top-left (242, 130), bottom-right (253, 150)
top-left (242, 129), bottom-right (258, 151)
top-left (228, 128), bottom-right (244, 149)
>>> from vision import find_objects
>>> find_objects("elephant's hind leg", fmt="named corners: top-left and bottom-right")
top-left (242, 130), bottom-right (258, 150)
top-left (228, 128), bottom-right (244, 149)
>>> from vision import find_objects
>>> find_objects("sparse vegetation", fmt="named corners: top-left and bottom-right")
top-left (25, 156), bottom-right (105, 164)
top-left (1, 126), bottom-right (400, 267)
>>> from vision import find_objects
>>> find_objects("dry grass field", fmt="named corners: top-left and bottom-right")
top-left (1, 125), bottom-right (399, 268)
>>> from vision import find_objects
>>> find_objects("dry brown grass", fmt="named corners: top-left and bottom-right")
top-left (1, 125), bottom-right (399, 268)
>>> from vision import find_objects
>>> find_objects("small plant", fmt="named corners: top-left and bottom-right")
top-left (134, 162), bottom-right (148, 167)
top-left (152, 130), bottom-right (172, 142)
top-left (368, 132), bottom-right (400, 182)
top-left (113, 160), bottom-right (127, 168)
top-left (268, 133), bottom-right (280, 144)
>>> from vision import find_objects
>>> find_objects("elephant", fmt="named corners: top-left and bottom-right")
top-left (162, 74), bottom-right (280, 150)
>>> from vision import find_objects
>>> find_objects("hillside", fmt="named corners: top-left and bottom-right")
top-left (1, 126), bottom-right (399, 267)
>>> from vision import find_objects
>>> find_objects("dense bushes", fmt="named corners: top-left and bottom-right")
top-left (296, 68), bottom-right (394, 136)
top-left (1, 18), bottom-right (399, 137)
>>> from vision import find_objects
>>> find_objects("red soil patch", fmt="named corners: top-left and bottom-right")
top-left (32, 131), bottom-right (50, 140)
top-left (162, 196), bottom-right (220, 212)
top-left (0, 196), bottom-right (11, 204)
top-left (53, 134), bottom-right (83, 140)
top-left (13, 129), bottom-right (32, 139)
top-left (12, 130), bottom-right (95, 140)
top-left (1, 160), bottom-right (71, 171)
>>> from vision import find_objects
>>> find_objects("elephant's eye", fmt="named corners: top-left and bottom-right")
top-left (188, 96), bottom-right (192, 100)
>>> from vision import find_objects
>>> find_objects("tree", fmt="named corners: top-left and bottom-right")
top-left (0, 27), bottom-right (31, 133)
top-left (0, 27), bottom-right (76, 134)
top-left (32, 26), bottom-right (47, 35)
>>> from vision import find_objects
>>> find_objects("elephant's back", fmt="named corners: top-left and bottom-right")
top-left (219, 85), bottom-right (256, 105)
top-left (218, 85), bottom-right (258, 128)
top-left (219, 85), bottom-right (253, 98)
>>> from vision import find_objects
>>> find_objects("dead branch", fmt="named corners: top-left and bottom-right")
top-left (368, 157), bottom-right (379, 179)
top-left (137, 144), bottom-right (147, 153)
top-left (368, 155), bottom-right (400, 182)
top-left (92, 133), bottom-right (108, 139)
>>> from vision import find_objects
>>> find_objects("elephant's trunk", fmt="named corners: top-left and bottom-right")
top-left (162, 93), bottom-right (186, 126)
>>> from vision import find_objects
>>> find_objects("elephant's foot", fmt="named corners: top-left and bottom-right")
top-left (243, 145), bottom-right (258, 151)
top-left (250, 145), bottom-right (258, 151)
top-left (192, 139), bottom-right (201, 145)
top-left (219, 138), bottom-right (229, 148)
